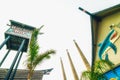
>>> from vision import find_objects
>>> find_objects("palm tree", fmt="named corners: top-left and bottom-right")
top-left (25, 26), bottom-right (56, 80)
top-left (80, 60), bottom-right (114, 80)
top-left (94, 60), bottom-right (113, 74)
top-left (80, 70), bottom-right (102, 80)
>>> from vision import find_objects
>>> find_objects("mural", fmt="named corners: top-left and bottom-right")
top-left (98, 25), bottom-right (119, 64)
top-left (104, 65), bottom-right (120, 80)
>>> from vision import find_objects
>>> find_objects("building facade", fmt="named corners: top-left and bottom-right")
top-left (91, 4), bottom-right (120, 79)
top-left (91, 4), bottom-right (120, 67)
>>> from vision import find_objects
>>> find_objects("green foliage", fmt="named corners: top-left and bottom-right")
top-left (80, 60), bottom-right (114, 80)
top-left (94, 60), bottom-right (113, 74)
top-left (81, 70), bottom-right (103, 80)
top-left (33, 49), bottom-right (56, 68)
top-left (25, 25), bottom-right (56, 80)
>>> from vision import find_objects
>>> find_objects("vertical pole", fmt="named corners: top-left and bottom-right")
top-left (0, 36), bottom-right (10, 50)
top-left (0, 49), bottom-right (11, 67)
top-left (66, 49), bottom-right (79, 80)
top-left (60, 57), bottom-right (67, 80)
top-left (73, 40), bottom-right (91, 71)
top-left (4, 39), bottom-right (25, 80)
top-left (10, 52), bottom-right (23, 80)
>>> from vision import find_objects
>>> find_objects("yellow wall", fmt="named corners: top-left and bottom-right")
top-left (95, 11), bottom-right (120, 65)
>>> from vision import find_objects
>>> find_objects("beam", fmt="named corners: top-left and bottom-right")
top-left (78, 7), bottom-right (101, 21)
top-left (4, 39), bottom-right (25, 80)
top-left (0, 36), bottom-right (10, 50)
top-left (0, 49), bottom-right (11, 67)
top-left (10, 52), bottom-right (23, 80)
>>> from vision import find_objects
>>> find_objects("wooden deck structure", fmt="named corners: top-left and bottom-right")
top-left (0, 68), bottom-right (48, 80)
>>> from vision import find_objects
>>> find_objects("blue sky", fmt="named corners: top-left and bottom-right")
top-left (0, 0), bottom-right (120, 80)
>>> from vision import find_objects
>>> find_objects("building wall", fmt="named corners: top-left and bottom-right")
top-left (95, 11), bottom-right (120, 65)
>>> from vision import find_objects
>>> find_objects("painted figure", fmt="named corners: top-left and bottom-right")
top-left (98, 29), bottom-right (119, 63)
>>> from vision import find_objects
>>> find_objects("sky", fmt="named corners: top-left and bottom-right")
top-left (0, 0), bottom-right (120, 80)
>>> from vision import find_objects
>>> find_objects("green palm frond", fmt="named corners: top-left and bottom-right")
top-left (81, 71), bottom-right (100, 80)
top-left (28, 26), bottom-right (44, 63)
top-left (94, 60), bottom-right (113, 74)
top-left (81, 71), bottom-right (91, 80)
top-left (81, 70), bottom-right (105, 80)
top-left (33, 49), bottom-right (56, 68)
top-left (25, 25), bottom-right (56, 80)
top-left (80, 60), bottom-right (113, 80)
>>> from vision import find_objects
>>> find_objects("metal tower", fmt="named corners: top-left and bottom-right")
top-left (0, 20), bottom-right (35, 80)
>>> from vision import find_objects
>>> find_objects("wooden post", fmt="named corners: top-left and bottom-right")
top-left (60, 57), bottom-right (67, 80)
top-left (66, 49), bottom-right (79, 80)
top-left (73, 40), bottom-right (91, 71)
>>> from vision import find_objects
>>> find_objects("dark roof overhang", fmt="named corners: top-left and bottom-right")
top-left (10, 20), bottom-right (35, 30)
top-left (93, 4), bottom-right (120, 18)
